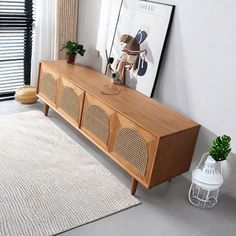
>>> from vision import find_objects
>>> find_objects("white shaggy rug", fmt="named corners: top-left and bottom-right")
top-left (0, 111), bottom-right (140, 236)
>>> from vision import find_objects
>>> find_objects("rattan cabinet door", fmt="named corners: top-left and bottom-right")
top-left (38, 65), bottom-right (60, 107)
top-left (57, 78), bottom-right (84, 128)
top-left (110, 114), bottom-right (157, 181)
top-left (81, 93), bottom-right (116, 151)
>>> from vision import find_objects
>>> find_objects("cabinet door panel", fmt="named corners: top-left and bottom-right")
top-left (57, 78), bottom-right (84, 127)
top-left (38, 65), bottom-right (59, 107)
top-left (81, 94), bottom-right (116, 150)
top-left (111, 114), bottom-right (157, 180)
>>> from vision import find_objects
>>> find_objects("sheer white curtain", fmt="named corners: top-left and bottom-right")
top-left (31, 0), bottom-right (56, 86)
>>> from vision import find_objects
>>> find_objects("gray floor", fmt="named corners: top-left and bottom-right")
top-left (1, 100), bottom-right (236, 236)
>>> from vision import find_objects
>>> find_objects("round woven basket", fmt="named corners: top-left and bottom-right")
top-left (15, 86), bottom-right (38, 104)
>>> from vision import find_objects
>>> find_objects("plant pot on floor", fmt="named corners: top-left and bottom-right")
top-left (188, 135), bottom-right (231, 209)
top-left (67, 53), bottom-right (77, 64)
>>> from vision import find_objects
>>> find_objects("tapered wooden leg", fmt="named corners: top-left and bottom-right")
top-left (43, 103), bottom-right (49, 116)
top-left (131, 177), bottom-right (138, 195)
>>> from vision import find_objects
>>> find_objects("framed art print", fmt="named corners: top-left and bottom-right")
top-left (109, 0), bottom-right (175, 97)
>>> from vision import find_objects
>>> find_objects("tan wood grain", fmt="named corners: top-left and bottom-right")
top-left (149, 126), bottom-right (200, 188)
top-left (39, 60), bottom-right (199, 137)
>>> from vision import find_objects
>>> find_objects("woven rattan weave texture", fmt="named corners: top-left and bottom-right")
top-left (114, 128), bottom-right (148, 175)
top-left (41, 73), bottom-right (56, 103)
top-left (84, 105), bottom-right (109, 144)
top-left (60, 87), bottom-right (79, 121)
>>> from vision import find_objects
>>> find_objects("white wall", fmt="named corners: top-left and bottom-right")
top-left (78, 0), bottom-right (122, 72)
top-left (77, 0), bottom-right (102, 71)
top-left (78, 0), bottom-right (236, 198)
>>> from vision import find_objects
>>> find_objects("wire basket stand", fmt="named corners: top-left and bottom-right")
top-left (188, 153), bottom-right (223, 209)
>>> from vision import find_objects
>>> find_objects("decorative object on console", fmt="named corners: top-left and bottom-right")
top-left (109, 0), bottom-right (175, 97)
top-left (189, 135), bottom-right (232, 209)
top-left (60, 40), bottom-right (86, 64)
top-left (15, 86), bottom-right (38, 104)
top-left (101, 84), bottom-right (121, 95)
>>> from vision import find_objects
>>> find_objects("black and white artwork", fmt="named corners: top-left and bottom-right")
top-left (109, 0), bottom-right (174, 97)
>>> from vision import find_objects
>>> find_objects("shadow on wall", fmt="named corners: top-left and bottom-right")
top-left (77, 0), bottom-right (103, 72)
top-left (77, 49), bottom-right (103, 72)
top-left (191, 126), bottom-right (236, 199)
top-left (152, 7), bottom-right (192, 118)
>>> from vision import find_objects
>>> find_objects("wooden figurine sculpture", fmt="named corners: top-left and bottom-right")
top-left (112, 29), bottom-right (148, 85)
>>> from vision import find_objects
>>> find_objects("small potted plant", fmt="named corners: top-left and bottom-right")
top-left (61, 40), bottom-right (86, 64)
top-left (209, 135), bottom-right (231, 161)
top-left (189, 134), bottom-right (232, 208)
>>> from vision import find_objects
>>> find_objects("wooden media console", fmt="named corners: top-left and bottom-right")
top-left (37, 60), bottom-right (200, 195)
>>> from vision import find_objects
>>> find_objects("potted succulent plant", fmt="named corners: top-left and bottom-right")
top-left (61, 40), bottom-right (86, 64)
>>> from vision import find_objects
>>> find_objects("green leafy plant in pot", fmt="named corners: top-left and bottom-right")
top-left (61, 41), bottom-right (86, 64)
top-left (188, 135), bottom-right (232, 208)
top-left (209, 135), bottom-right (231, 161)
